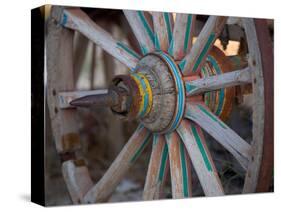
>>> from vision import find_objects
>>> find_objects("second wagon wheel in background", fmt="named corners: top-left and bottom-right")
top-left (46, 6), bottom-right (273, 204)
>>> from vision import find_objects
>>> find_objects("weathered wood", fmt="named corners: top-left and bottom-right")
top-left (62, 160), bottom-right (94, 204)
top-left (58, 89), bottom-right (108, 109)
top-left (185, 67), bottom-right (252, 96)
top-left (254, 19), bottom-right (273, 193)
top-left (177, 120), bottom-right (224, 196)
top-left (83, 125), bottom-right (151, 203)
top-left (59, 8), bottom-right (140, 70)
top-left (47, 7), bottom-right (81, 153)
top-left (73, 32), bottom-right (90, 84)
top-left (152, 12), bottom-right (173, 51)
top-left (180, 16), bottom-right (227, 75)
top-left (242, 18), bottom-right (266, 193)
top-left (123, 10), bottom-right (155, 54)
top-left (169, 14), bottom-right (196, 60)
top-left (185, 101), bottom-right (251, 169)
top-left (143, 135), bottom-right (169, 200)
top-left (165, 132), bottom-right (192, 198)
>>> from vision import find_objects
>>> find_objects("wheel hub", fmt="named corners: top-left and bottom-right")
top-left (112, 52), bottom-right (186, 134)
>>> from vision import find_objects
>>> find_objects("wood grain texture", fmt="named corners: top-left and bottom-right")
top-left (83, 125), bottom-right (151, 203)
top-left (62, 160), bottom-right (94, 204)
top-left (185, 67), bottom-right (252, 96)
top-left (47, 6), bottom-right (81, 153)
top-left (165, 132), bottom-right (192, 198)
top-left (177, 120), bottom-right (224, 196)
top-left (180, 16), bottom-right (227, 75)
top-left (61, 8), bottom-right (140, 70)
top-left (123, 10), bottom-right (155, 54)
top-left (143, 135), bottom-right (169, 200)
top-left (169, 14), bottom-right (196, 60)
top-left (185, 101), bottom-right (251, 170)
top-left (151, 12), bottom-right (173, 51)
top-left (242, 18), bottom-right (267, 193)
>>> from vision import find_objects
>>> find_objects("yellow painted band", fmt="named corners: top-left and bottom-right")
top-left (131, 73), bottom-right (153, 117)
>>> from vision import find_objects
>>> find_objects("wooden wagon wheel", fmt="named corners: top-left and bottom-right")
top-left (46, 6), bottom-right (273, 204)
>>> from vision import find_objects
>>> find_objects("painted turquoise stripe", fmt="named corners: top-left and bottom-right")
top-left (140, 45), bottom-right (149, 55)
top-left (197, 104), bottom-right (227, 129)
top-left (179, 141), bottom-right (189, 197)
top-left (183, 15), bottom-right (192, 53)
top-left (158, 142), bottom-right (169, 182)
top-left (179, 59), bottom-right (186, 71)
top-left (164, 13), bottom-right (173, 44)
top-left (61, 13), bottom-right (68, 26)
top-left (168, 37), bottom-right (174, 55)
top-left (130, 128), bottom-right (151, 163)
top-left (137, 11), bottom-right (155, 43)
top-left (192, 33), bottom-right (216, 72)
top-left (201, 67), bottom-right (211, 106)
top-left (153, 134), bottom-right (158, 146)
top-left (116, 42), bottom-right (141, 60)
top-left (185, 83), bottom-right (197, 93)
top-left (154, 33), bottom-right (161, 50)
top-left (190, 123), bottom-right (212, 171)
top-left (207, 55), bottom-right (224, 116)
top-left (159, 52), bottom-right (185, 132)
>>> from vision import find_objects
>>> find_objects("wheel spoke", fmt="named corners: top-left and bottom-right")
top-left (152, 12), bottom-right (173, 51)
top-left (165, 132), bottom-right (192, 198)
top-left (83, 125), bottom-right (151, 203)
top-left (143, 134), bottom-right (169, 200)
top-left (184, 101), bottom-right (251, 169)
top-left (60, 8), bottom-right (140, 70)
top-left (179, 16), bottom-right (227, 75)
top-left (123, 10), bottom-right (155, 54)
top-left (177, 120), bottom-right (224, 196)
top-left (168, 14), bottom-right (196, 60)
top-left (185, 67), bottom-right (252, 96)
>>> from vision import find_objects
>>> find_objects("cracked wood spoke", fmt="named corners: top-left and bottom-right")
top-left (61, 8), bottom-right (140, 70)
top-left (185, 67), bottom-right (253, 96)
top-left (152, 12), bottom-right (173, 51)
top-left (62, 160), bottom-right (94, 204)
top-left (185, 102), bottom-right (251, 169)
top-left (169, 14), bottom-right (196, 60)
top-left (83, 125), bottom-right (151, 203)
top-left (165, 132), bottom-right (192, 198)
top-left (143, 134), bottom-right (169, 200)
top-left (177, 120), bottom-right (224, 196)
top-left (180, 16), bottom-right (227, 75)
top-left (123, 10), bottom-right (155, 54)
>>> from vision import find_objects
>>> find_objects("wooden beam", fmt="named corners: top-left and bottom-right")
top-left (180, 16), bottom-right (227, 75)
top-left (59, 8), bottom-right (140, 70)
top-left (169, 14), bottom-right (196, 60)
top-left (185, 101), bottom-right (251, 170)
top-left (123, 10), bottom-right (155, 54)
top-left (143, 135), bottom-right (169, 200)
top-left (177, 120), bottom-right (224, 196)
top-left (185, 67), bottom-right (252, 96)
top-left (47, 7), bottom-right (81, 153)
top-left (83, 125), bottom-right (151, 203)
top-left (62, 160), bottom-right (94, 204)
top-left (165, 132), bottom-right (192, 198)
